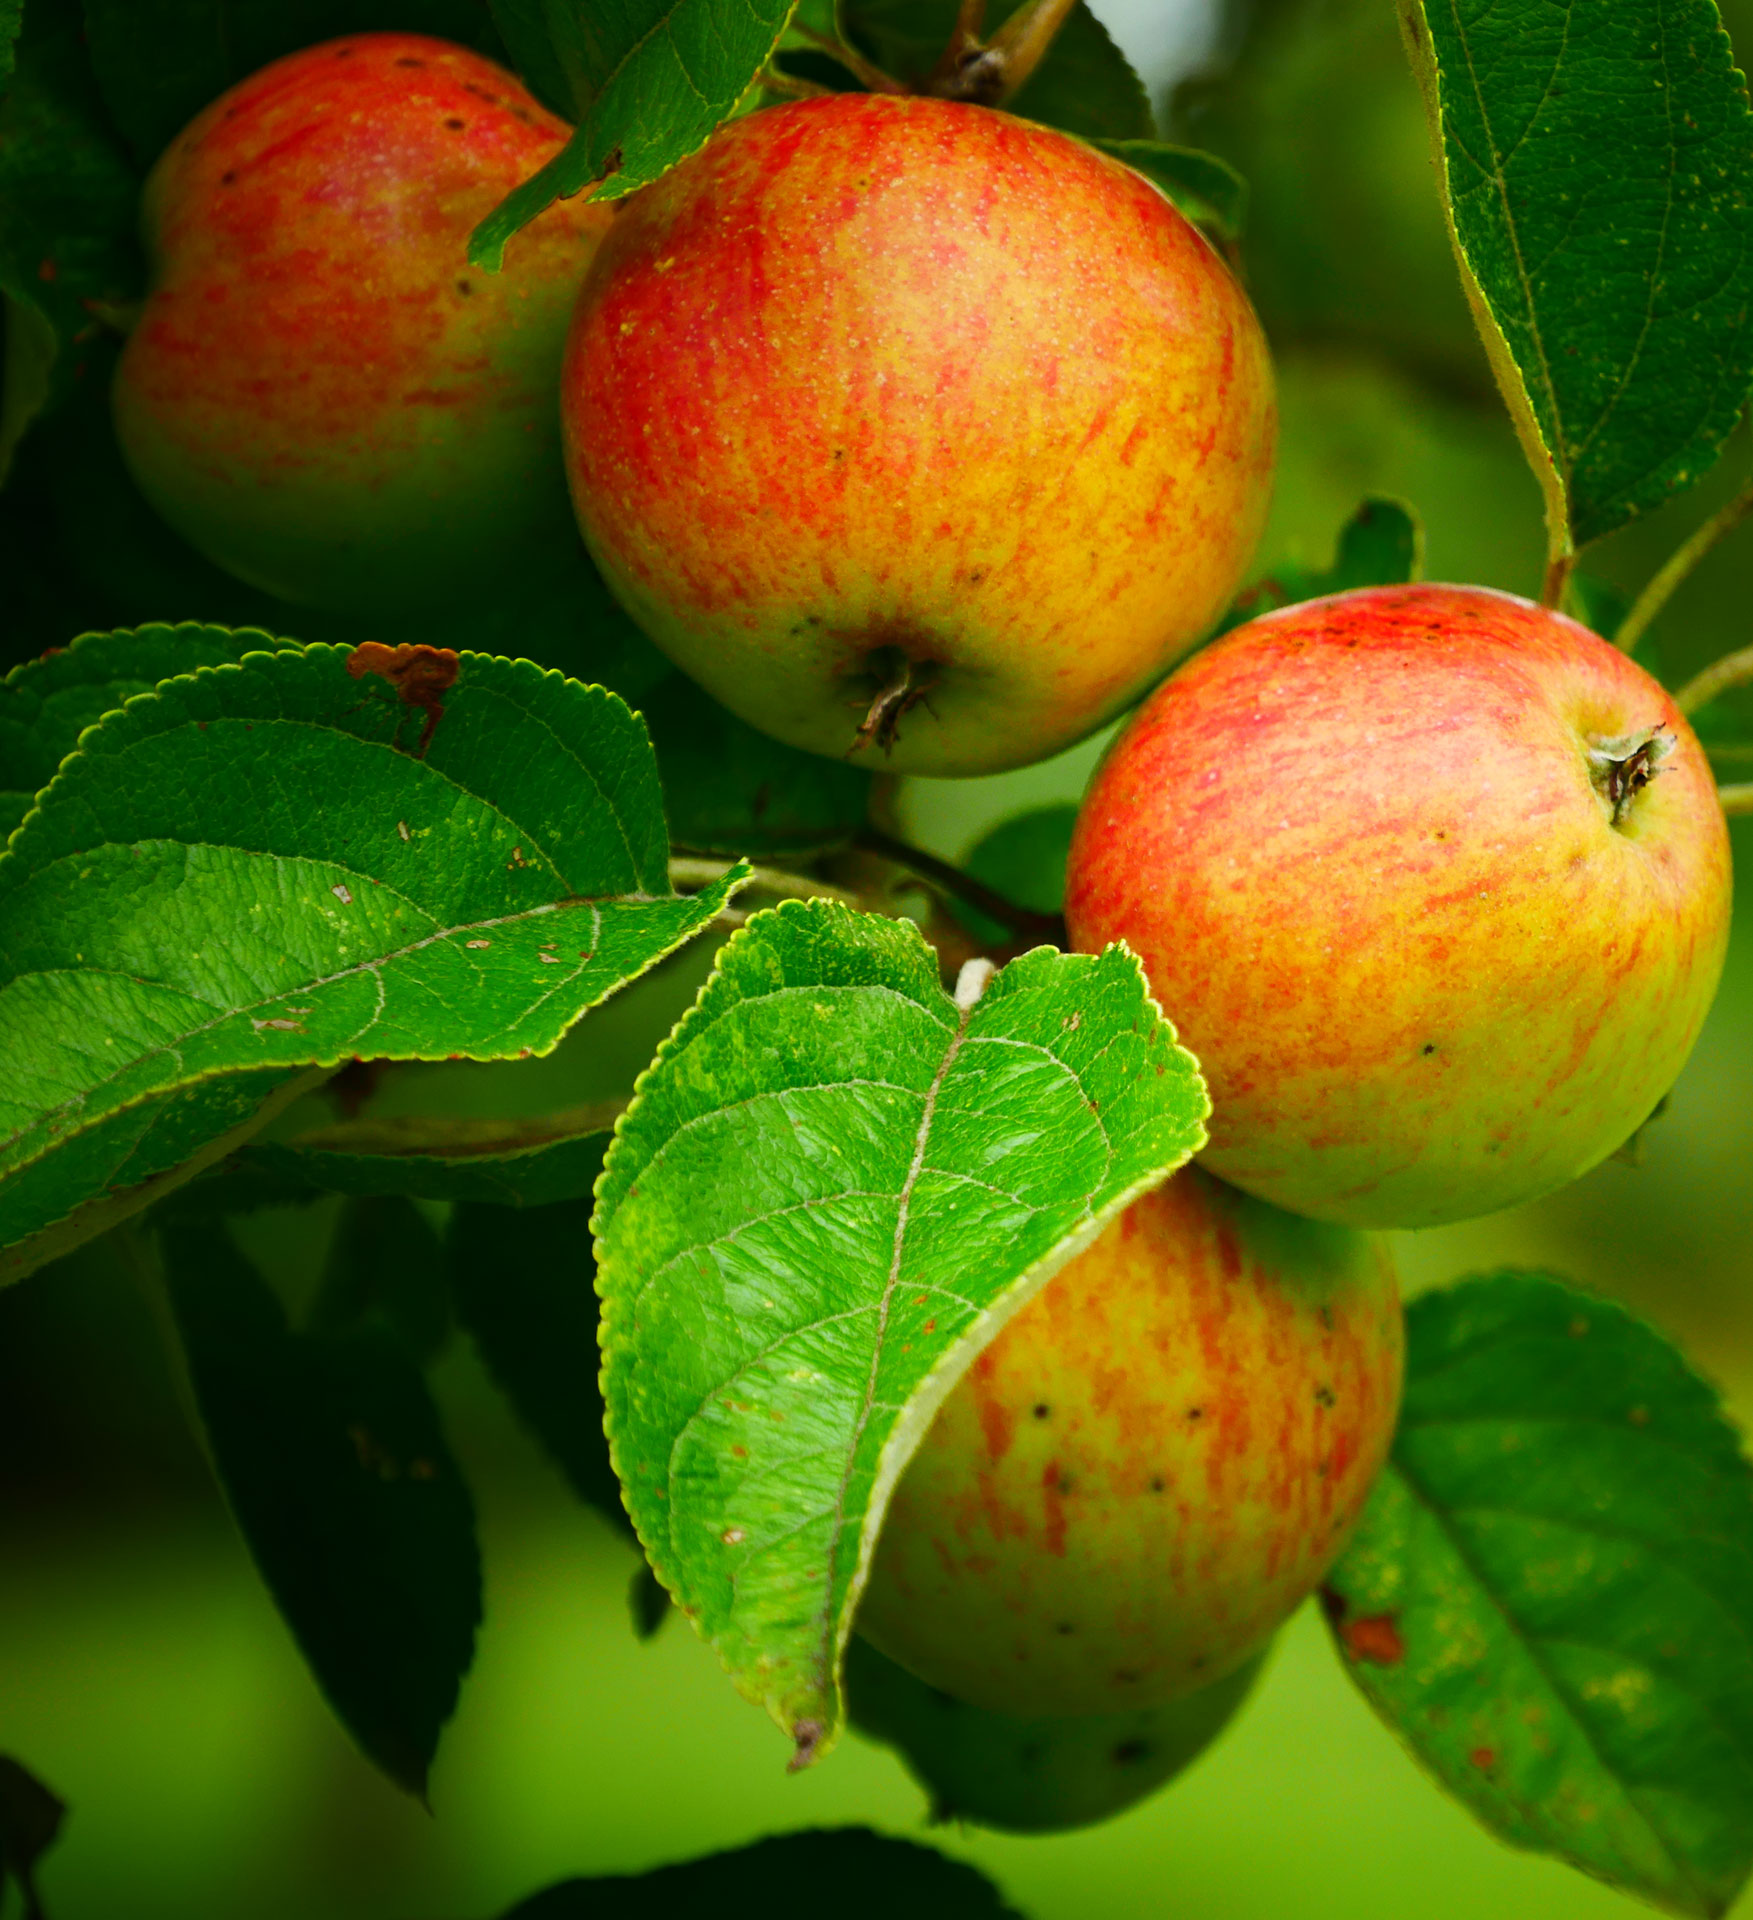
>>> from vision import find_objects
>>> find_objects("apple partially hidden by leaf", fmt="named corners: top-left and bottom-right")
top-left (856, 1167), bottom-right (1401, 1716)
top-left (561, 93), bottom-right (1276, 777)
top-left (845, 1631), bottom-right (1265, 1833)
top-left (113, 34), bottom-right (612, 614)
top-left (1065, 584), bottom-right (1734, 1229)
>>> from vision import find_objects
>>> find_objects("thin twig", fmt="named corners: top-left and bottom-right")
top-left (1615, 475), bottom-right (1753, 655)
top-left (989, 0), bottom-right (1080, 102)
top-left (1717, 783), bottom-right (1753, 817)
top-left (1673, 644), bottom-right (1753, 719)
top-left (788, 24), bottom-right (909, 93)
top-left (855, 824), bottom-right (1065, 946)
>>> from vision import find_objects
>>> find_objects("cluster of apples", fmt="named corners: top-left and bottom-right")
top-left (116, 33), bottom-right (1734, 1829)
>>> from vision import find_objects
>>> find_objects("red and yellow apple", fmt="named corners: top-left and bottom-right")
top-left (856, 1166), bottom-right (1402, 1716)
top-left (560, 93), bottom-right (1277, 777)
top-left (113, 33), bottom-right (612, 613)
top-left (1064, 584), bottom-right (1734, 1229)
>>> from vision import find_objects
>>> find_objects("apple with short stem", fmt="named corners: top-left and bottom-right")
top-left (1064, 584), bottom-right (1734, 1229)
top-left (560, 92), bottom-right (1276, 778)
top-left (856, 1164), bottom-right (1402, 1716)
top-left (113, 33), bottom-right (612, 614)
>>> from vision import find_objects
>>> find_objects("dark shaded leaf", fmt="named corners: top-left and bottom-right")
top-left (950, 803), bottom-right (1076, 946)
top-left (1403, 0), bottom-right (1753, 553)
top-left (1325, 1270), bottom-right (1753, 1918)
top-left (0, 1755), bottom-right (66, 1920)
top-left (162, 1218), bottom-right (481, 1795)
top-left (446, 1193), bottom-right (625, 1529)
top-left (1091, 139), bottom-right (1247, 241)
top-left (498, 1828), bottom-right (1025, 1918)
top-left (242, 1105), bottom-right (618, 1209)
top-left (310, 1193), bottom-right (451, 1362)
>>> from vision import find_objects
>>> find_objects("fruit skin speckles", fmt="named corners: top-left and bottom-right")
top-left (561, 91), bottom-right (1276, 777)
top-left (856, 1165), bottom-right (1402, 1716)
top-left (1065, 582), bottom-right (1734, 1229)
top-left (113, 33), bottom-right (614, 615)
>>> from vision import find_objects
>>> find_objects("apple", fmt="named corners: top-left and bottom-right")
top-left (844, 1632), bottom-right (1265, 1833)
top-left (113, 34), bottom-right (612, 614)
top-left (1064, 584), bottom-right (1735, 1229)
top-left (559, 92), bottom-right (1277, 778)
top-left (855, 1166), bottom-right (1402, 1717)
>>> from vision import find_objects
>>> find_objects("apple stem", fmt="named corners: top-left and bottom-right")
top-left (1540, 550), bottom-right (1574, 611)
top-left (850, 652), bottom-right (940, 756)
top-left (1615, 473), bottom-right (1753, 655)
top-left (1673, 643), bottom-right (1753, 719)
top-left (855, 824), bottom-right (1067, 948)
top-left (1717, 782), bottom-right (1753, 817)
top-left (787, 25), bottom-right (910, 95)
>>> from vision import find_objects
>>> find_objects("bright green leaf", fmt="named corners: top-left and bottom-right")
top-left (468, 0), bottom-right (798, 267)
top-left (1402, 0), bottom-right (1753, 560)
top-left (0, 640), bottom-right (745, 1285)
top-left (0, 623), bottom-right (302, 841)
top-left (596, 899), bottom-right (1209, 1763)
top-left (162, 1217), bottom-right (481, 1796)
top-left (499, 1827), bottom-right (1025, 1918)
top-left (1090, 140), bottom-right (1247, 242)
top-left (242, 1104), bottom-right (620, 1209)
top-left (1324, 1270), bottom-right (1753, 1919)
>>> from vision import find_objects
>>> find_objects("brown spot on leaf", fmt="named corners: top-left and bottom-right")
top-left (346, 642), bottom-right (459, 757)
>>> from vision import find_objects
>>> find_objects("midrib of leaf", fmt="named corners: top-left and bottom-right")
top-left (1444, 0), bottom-right (1570, 476)
top-left (1391, 1430), bottom-right (1718, 1908)
top-left (802, 993), bottom-right (973, 1746)
top-left (0, 891), bottom-right (610, 1166)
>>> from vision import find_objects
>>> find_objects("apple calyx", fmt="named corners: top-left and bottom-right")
top-left (1587, 725), bottom-right (1676, 825)
top-left (849, 645), bottom-right (942, 756)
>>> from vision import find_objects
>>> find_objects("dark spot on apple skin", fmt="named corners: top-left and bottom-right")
top-left (1149, 1476), bottom-right (1166, 1492)
top-left (220, 170), bottom-right (236, 184)
top-left (445, 117), bottom-right (466, 130)
top-left (1314, 1384), bottom-right (1337, 1408)
top-left (1032, 1402), bottom-right (1051, 1419)
top-left (1055, 1621), bottom-right (1075, 1635)
top-left (1111, 1739), bottom-right (1153, 1766)
top-left (456, 278), bottom-right (473, 295)
top-left (1186, 1405), bottom-right (1204, 1421)
top-left (395, 55), bottom-right (426, 66)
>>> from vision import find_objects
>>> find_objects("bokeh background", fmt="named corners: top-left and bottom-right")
top-left (5, 0), bottom-right (1753, 1914)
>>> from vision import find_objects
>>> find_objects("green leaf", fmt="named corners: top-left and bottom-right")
top-left (0, 1), bottom-right (143, 446)
top-left (447, 1192), bottom-right (629, 1531)
top-left (1216, 495), bottom-right (1424, 637)
top-left (844, 0), bottom-right (1151, 141)
top-left (0, 640), bottom-right (745, 1285)
top-left (596, 899), bottom-right (1209, 1762)
top-left (0, 1756), bottom-right (67, 1920)
top-left (0, 290), bottom-right (55, 486)
top-left (1090, 140), bottom-right (1247, 242)
top-left (310, 1194), bottom-right (452, 1362)
top-left (499, 1828), bottom-right (1025, 1918)
top-left (241, 1104), bottom-right (619, 1209)
top-left (0, 1), bottom-right (22, 92)
top-left (1401, 0), bottom-right (1753, 561)
top-left (951, 803), bottom-right (1076, 947)
top-left (468, 0), bottom-right (798, 267)
top-left (0, 623), bottom-right (303, 841)
top-left (642, 672), bottom-right (872, 858)
top-left (162, 1217), bottom-right (481, 1796)
top-left (1323, 1270), bottom-right (1753, 1919)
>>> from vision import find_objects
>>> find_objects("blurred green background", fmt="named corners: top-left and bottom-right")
top-left (7, 0), bottom-right (1753, 1914)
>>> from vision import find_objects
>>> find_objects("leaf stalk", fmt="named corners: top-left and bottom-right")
top-left (1614, 476), bottom-right (1753, 655)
